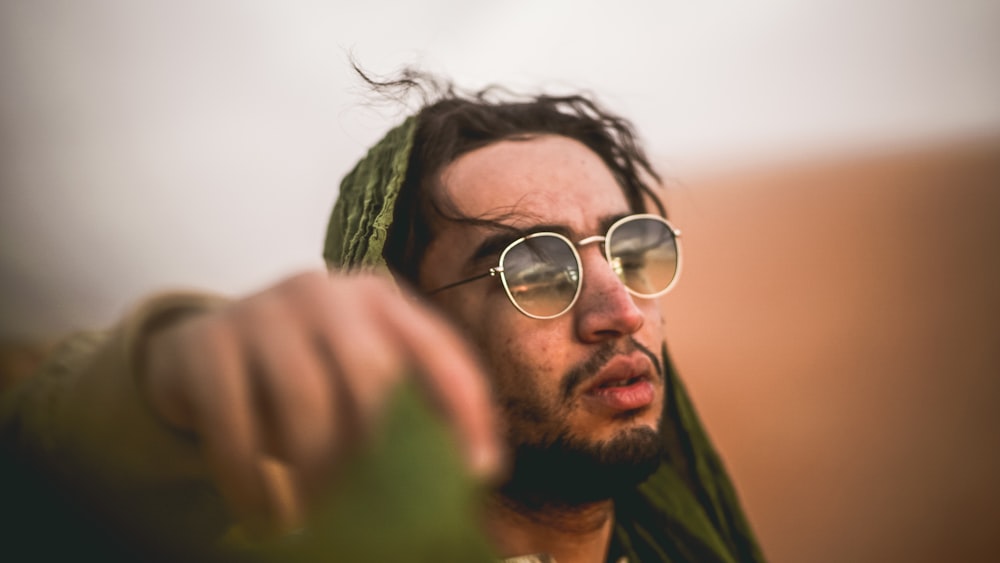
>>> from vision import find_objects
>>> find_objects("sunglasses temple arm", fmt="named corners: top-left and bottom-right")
top-left (426, 270), bottom-right (497, 295)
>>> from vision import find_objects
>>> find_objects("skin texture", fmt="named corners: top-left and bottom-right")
top-left (419, 135), bottom-right (667, 561)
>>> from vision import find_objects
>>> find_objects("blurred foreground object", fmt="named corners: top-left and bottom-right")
top-left (1, 381), bottom-right (494, 562)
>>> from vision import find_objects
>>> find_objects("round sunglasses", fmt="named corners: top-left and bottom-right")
top-left (428, 214), bottom-right (682, 319)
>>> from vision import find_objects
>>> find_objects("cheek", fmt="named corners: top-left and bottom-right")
top-left (488, 314), bottom-right (566, 374)
top-left (478, 314), bottom-right (565, 399)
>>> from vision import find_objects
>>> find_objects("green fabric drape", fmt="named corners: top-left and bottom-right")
top-left (609, 348), bottom-right (764, 562)
top-left (320, 115), bottom-right (765, 562)
top-left (324, 116), bottom-right (416, 272)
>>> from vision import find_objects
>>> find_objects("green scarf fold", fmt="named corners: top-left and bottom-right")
top-left (321, 115), bottom-right (765, 562)
top-left (324, 116), bottom-right (416, 272)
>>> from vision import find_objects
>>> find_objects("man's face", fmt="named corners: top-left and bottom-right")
top-left (419, 135), bottom-right (666, 503)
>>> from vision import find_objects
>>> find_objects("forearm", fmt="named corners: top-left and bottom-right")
top-left (0, 292), bottom-right (232, 543)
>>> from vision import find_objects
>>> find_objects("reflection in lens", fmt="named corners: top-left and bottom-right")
top-left (501, 235), bottom-right (580, 318)
top-left (608, 218), bottom-right (677, 297)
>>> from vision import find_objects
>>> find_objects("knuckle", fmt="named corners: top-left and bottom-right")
top-left (285, 270), bottom-right (327, 291)
top-left (366, 345), bottom-right (405, 382)
top-left (273, 270), bottom-right (334, 306)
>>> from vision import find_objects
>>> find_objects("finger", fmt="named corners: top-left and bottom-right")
top-left (248, 303), bottom-right (337, 498)
top-left (182, 321), bottom-right (271, 533)
top-left (369, 283), bottom-right (502, 479)
top-left (310, 279), bottom-right (407, 433)
top-left (257, 456), bottom-right (303, 533)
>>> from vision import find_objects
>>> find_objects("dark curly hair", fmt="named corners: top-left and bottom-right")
top-left (359, 69), bottom-right (666, 287)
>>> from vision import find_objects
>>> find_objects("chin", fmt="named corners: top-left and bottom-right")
top-left (498, 425), bottom-right (664, 508)
top-left (588, 402), bottom-right (662, 443)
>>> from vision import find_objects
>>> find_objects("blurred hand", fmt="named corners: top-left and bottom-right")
top-left (139, 271), bottom-right (500, 534)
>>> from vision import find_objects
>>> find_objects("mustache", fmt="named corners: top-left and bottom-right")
top-left (559, 338), bottom-right (663, 401)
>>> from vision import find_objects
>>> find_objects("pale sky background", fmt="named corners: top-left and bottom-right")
top-left (1, 0), bottom-right (998, 337)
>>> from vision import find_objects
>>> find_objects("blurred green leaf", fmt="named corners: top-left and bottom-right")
top-left (246, 381), bottom-right (496, 563)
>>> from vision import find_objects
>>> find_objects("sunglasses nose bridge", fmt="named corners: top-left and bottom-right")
top-left (575, 235), bottom-right (607, 265)
top-left (576, 234), bottom-right (606, 248)
top-left (574, 234), bottom-right (634, 297)
top-left (575, 234), bottom-right (620, 285)
top-left (573, 235), bottom-right (608, 269)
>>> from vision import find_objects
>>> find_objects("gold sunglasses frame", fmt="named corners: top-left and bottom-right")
top-left (428, 213), bottom-right (683, 319)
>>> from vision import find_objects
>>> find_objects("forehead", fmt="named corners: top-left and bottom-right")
top-left (436, 135), bottom-right (630, 231)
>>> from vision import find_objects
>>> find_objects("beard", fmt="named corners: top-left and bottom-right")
top-left (497, 424), bottom-right (664, 508)
top-left (494, 338), bottom-right (666, 508)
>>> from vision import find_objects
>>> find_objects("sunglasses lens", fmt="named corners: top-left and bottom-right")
top-left (501, 235), bottom-right (580, 318)
top-left (607, 217), bottom-right (678, 297)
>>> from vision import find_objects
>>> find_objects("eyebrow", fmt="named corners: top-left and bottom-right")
top-left (466, 212), bottom-right (633, 267)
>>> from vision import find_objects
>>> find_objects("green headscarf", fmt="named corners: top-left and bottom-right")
top-left (320, 112), bottom-right (765, 563)
top-left (323, 116), bottom-right (416, 272)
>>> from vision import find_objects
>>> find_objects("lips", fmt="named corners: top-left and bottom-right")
top-left (580, 353), bottom-right (656, 411)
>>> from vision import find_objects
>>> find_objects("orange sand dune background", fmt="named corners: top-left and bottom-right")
top-left (663, 139), bottom-right (1000, 562)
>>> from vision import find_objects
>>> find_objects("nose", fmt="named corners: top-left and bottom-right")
top-left (573, 245), bottom-right (645, 342)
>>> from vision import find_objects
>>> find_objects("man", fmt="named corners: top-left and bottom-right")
top-left (1, 74), bottom-right (762, 562)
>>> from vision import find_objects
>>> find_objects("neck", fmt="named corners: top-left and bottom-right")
top-left (485, 492), bottom-right (615, 563)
